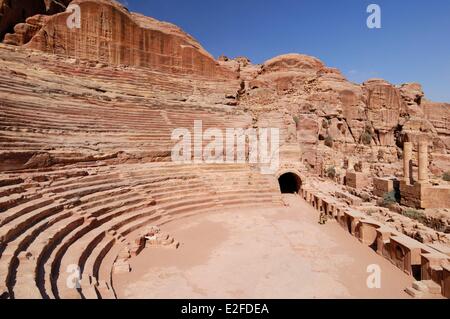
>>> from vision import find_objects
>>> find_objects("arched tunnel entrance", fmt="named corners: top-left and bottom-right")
top-left (278, 172), bottom-right (302, 194)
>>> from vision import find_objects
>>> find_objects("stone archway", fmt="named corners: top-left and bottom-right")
top-left (278, 172), bottom-right (302, 194)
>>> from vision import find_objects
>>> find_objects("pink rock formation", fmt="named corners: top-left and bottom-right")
top-left (0, 0), bottom-right (71, 40)
top-left (3, 14), bottom-right (50, 46)
top-left (262, 53), bottom-right (326, 74)
top-left (5, 0), bottom-right (235, 78)
top-left (363, 79), bottom-right (403, 146)
top-left (235, 53), bottom-right (449, 173)
top-left (0, 0), bottom-right (449, 299)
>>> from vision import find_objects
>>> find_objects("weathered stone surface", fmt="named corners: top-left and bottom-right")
top-left (261, 54), bottom-right (325, 74)
top-left (423, 101), bottom-right (450, 153)
top-left (0, 0), bottom-right (449, 299)
top-left (3, 14), bottom-right (50, 46)
top-left (4, 0), bottom-right (235, 78)
top-left (400, 82), bottom-right (425, 116)
top-left (1, 2), bottom-right (448, 171)
top-left (0, 0), bottom-right (71, 40)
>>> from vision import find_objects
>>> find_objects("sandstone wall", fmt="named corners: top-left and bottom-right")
top-left (16, 0), bottom-right (235, 78)
top-left (423, 101), bottom-right (450, 150)
top-left (0, 2), bottom-right (448, 182)
top-left (401, 181), bottom-right (450, 209)
top-left (234, 53), bottom-right (448, 179)
top-left (0, 0), bottom-right (71, 40)
top-left (345, 171), bottom-right (371, 190)
top-left (400, 182), bottom-right (423, 209)
top-left (421, 186), bottom-right (450, 209)
top-left (373, 177), bottom-right (395, 198)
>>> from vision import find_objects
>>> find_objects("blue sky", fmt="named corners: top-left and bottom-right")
top-left (121, 0), bottom-right (450, 102)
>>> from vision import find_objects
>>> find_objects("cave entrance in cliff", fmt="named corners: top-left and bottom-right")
top-left (278, 173), bottom-right (302, 194)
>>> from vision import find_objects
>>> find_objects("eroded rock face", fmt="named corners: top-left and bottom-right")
top-left (0, 1), bottom-right (449, 299)
top-left (3, 14), bottom-right (50, 46)
top-left (0, 2), bottom-right (448, 220)
top-left (1, 1), bottom-right (448, 171)
top-left (423, 101), bottom-right (450, 145)
top-left (231, 52), bottom-right (449, 175)
top-left (0, 0), bottom-right (71, 40)
top-left (362, 79), bottom-right (403, 146)
top-left (262, 54), bottom-right (325, 74)
top-left (400, 83), bottom-right (424, 106)
top-left (3, 0), bottom-right (235, 78)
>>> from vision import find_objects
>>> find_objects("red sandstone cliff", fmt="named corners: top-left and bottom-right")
top-left (3, 0), bottom-right (235, 78)
top-left (217, 53), bottom-right (448, 176)
top-left (0, 0), bottom-right (448, 176)
top-left (1, 1), bottom-right (450, 301)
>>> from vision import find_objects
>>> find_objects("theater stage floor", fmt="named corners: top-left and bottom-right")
top-left (114, 195), bottom-right (413, 299)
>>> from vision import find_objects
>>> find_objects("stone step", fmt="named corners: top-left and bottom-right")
top-left (41, 200), bottom-right (157, 298)
top-left (405, 286), bottom-right (424, 298)
top-left (421, 280), bottom-right (442, 295)
top-left (55, 206), bottom-right (159, 298)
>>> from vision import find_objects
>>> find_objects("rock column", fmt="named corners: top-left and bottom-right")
top-left (403, 142), bottom-right (412, 184)
top-left (418, 141), bottom-right (429, 184)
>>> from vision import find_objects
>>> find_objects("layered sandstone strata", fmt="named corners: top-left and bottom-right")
top-left (3, 0), bottom-right (235, 78)
top-left (0, 33), bottom-right (279, 298)
top-left (227, 53), bottom-right (449, 177)
top-left (0, 0), bottom-right (449, 299)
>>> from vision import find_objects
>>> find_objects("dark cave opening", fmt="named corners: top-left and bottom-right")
top-left (278, 173), bottom-right (302, 194)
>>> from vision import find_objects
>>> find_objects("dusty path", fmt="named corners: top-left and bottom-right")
top-left (114, 195), bottom-right (413, 298)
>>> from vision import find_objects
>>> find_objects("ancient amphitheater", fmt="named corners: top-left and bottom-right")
top-left (0, 0), bottom-right (449, 299)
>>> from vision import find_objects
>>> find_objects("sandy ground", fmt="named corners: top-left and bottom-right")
top-left (113, 195), bottom-right (413, 299)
